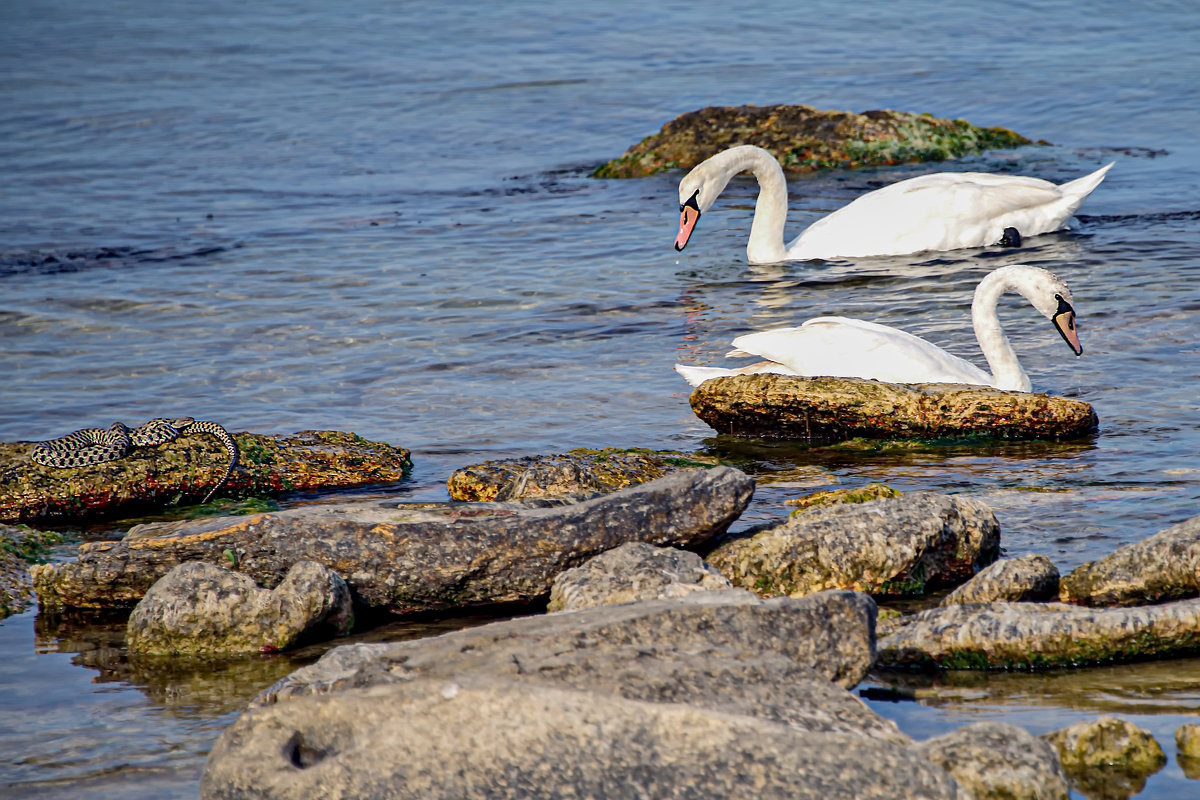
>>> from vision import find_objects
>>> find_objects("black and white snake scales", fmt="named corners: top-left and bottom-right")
top-left (31, 417), bottom-right (240, 503)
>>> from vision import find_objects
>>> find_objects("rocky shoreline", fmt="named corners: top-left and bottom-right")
top-left (8, 433), bottom-right (1200, 797)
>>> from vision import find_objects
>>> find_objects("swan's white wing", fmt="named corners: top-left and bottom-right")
top-left (729, 316), bottom-right (994, 386)
top-left (674, 360), bottom-right (800, 387)
top-left (787, 171), bottom-right (1085, 259)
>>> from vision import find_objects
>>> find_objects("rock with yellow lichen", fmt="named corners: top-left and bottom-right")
top-left (594, 103), bottom-right (1034, 178)
top-left (447, 447), bottom-right (727, 502)
top-left (688, 374), bottom-right (1098, 441)
top-left (0, 429), bottom-right (413, 524)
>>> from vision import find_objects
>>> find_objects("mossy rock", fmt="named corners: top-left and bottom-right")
top-left (447, 448), bottom-right (728, 502)
top-left (785, 483), bottom-right (901, 516)
top-left (595, 104), bottom-right (1034, 178)
top-left (1, 429), bottom-right (413, 524)
top-left (689, 374), bottom-right (1097, 442)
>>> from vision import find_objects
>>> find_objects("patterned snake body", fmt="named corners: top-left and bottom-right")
top-left (32, 417), bottom-right (240, 503)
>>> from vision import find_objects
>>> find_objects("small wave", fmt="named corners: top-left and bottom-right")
top-left (0, 244), bottom-right (233, 279)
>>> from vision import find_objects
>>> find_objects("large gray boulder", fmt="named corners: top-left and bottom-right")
top-left (708, 492), bottom-right (999, 597)
top-left (880, 598), bottom-right (1200, 669)
top-left (32, 466), bottom-right (753, 612)
top-left (126, 561), bottom-right (353, 655)
top-left (202, 591), bottom-right (966, 799)
top-left (940, 554), bottom-right (1060, 606)
top-left (547, 541), bottom-right (731, 611)
top-left (1060, 512), bottom-right (1200, 606)
top-left (915, 721), bottom-right (1069, 800)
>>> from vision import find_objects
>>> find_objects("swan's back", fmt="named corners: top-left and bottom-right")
top-left (730, 317), bottom-right (994, 386)
top-left (787, 165), bottom-right (1112, 260)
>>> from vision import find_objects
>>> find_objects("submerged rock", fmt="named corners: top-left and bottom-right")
top-left (707, 492), bottom-right (999, 598)
top-left (785, 482), bottom-right (901, 513)
top-left (688, 374), bottom-right (1098, 441)
top-left (447, 447), bottom-right (726, 501)
top-left (594, 103), bottom-right (1032, 178)
top-left (915, 721), bottom-right (1069, 800)
top-left (126, 561), bottom-right (353, 656)
top-left (1059, 512), bottom-right (1200, 606)
top-left (0, 523), bottom-right (63, 619)
top-left (879, 597), bottom-right (1200, 669)
top-left (547, 541), bottom-right (731, 611)
top-left (1042, 716), bottom-right (1166, 799)
top-left (1, 429), bottom-right (413, 524)
top-left (31, 467), bottom-right (753, 612)
top-left (940, 554), bottom-right (1060, 606)
top-left (200, 591), bottom-right (966, 800)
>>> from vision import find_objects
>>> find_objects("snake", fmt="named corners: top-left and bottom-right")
top-left (31, 417), bottom-right (240, 503)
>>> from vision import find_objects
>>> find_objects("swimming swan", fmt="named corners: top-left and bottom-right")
top-left (673, 145), bottom-right (1113, 263)
top-left (674, 265), bottom-right (1082, 393)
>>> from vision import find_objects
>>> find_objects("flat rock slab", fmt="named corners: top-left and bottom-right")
top-left (594, 103), bottom-right (1031, 178)
top-left (878, 598), bottom-right (1200, 669)
top-left (708, 492), bottom-right (999, 598)
top-left (690, 374), bottom-right (1098, 441)
top-left (1, 429), bottom-right (413, 524)
top-left (447, 447), bottom-right (726, 501)
top-left (31, 466), bottom-right (754, 612)
top-left (201, 592), bottom-right (957, 800)
top-left (1060, 512), bottom-right (1200, 606)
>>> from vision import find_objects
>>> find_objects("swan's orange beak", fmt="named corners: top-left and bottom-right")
top-left (1052, 296), bottom-right (1082, 356)
top-left (674, 191), bottom-right (701, 252)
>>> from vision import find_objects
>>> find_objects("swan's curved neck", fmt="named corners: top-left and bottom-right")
top-left (709, 147), bottom-right (789, 263)
top-left (972, 269), bottom-right (1032, 392)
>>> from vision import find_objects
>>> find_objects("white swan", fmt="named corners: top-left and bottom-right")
top-left (674, 265), bottom-right (1082, 393)
top-left (674, 145), bottom-right (1113, 263)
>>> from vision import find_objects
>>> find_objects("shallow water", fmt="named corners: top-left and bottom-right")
top-left (2, 0), bottom-right (1199, 796)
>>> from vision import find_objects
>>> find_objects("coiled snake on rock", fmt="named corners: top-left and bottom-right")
top-left (31, 417), bottom-right (240, 503)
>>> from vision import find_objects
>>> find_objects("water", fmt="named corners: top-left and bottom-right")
top-left (1, 0), bottom-right (1198, 796)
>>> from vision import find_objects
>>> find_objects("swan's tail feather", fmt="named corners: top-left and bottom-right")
top-left (1058, 162), bottom-right (1114, 212)
top-left (674, 364), bottom-right (738, 387)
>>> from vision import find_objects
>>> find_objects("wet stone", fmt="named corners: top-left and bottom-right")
top-left (688, 374), bottom-right (1099, 442)
top-left (126, 560), bottom-right (354, 656)
top-left (594, 103), bottom-right (1032, 178)
top-left (707, 492), bottom-right (999, 598)
top-left (914, 721), bottom-right (1069, 800)
top-left (1042, 716), bottom-right (1166, 800)
top-left (547, 541), bottom-right (732, 612)
top-left (1060, 512), bottom-right (1200, 606)
top-left (1, 428), bottom-right (413, 524)
top-left (940, 554), bottom-right (1060, 606)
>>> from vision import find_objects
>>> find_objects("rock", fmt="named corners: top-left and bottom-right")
top-left (1042, 716), bottom-right (1166, 799)
top-left (447, 447), bottom-right (726, 501)
top-left (785, 482), bottom-right (901, 512)
top-left (940, 554), bottom-right (1060, 606)
top-left (593, 103), bottom-right (1032, 178)
top-left (1, 523), bottom-right (63, 619)
top-left (31, 467), bottom-right (753, 612)
top-left (879, 598), bottom-right (1200, 669)
top-left (126, 561), bottom-right (353, 655)
top-left (1060, 512), bottom-right (1200, 606)
top-left (1, 429), bottom-right (413, 524)
top-left (688, 374), bottom-right (1099, 441)
top-left (914, 721), bottom-right (1069, 800)
top-left (201, 591), bottom-right (964, 800)
top-left (1178, 723), bottom-right (1200, 780)
top-left (547, 541), bottom-right (731, 611)
top-left (1178, 722), bottom-right (1200, 758)
top-left (707, 492), bottom-right (999, 598)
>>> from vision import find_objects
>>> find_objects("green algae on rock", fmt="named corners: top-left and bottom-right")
top-left (594, 104), bottom-right (1033, 178)
top-left (1042, 716), bottom-right (1166, 800)
top-left (1, 523), bottom-right (65, 619)
top-left (1, 429), bottom-right (413, 524)
top-left (785, 483), bottom-right (901, 515)
top-left (689, 374), bottom-right (1098, 441)
top-left (447, 447), bottom-right (728, 502)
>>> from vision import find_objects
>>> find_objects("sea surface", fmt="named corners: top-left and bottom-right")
top-left (2, 1), bottom-right (1199, 797)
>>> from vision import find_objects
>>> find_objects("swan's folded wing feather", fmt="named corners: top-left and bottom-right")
top-left (729, 317), bottom-right (993, 386)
